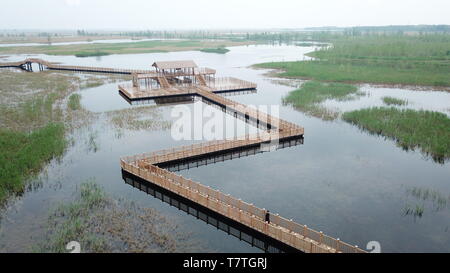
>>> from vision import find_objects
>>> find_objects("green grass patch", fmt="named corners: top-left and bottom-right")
top-left (255, 34), bottom-right (450, 87)
top-left (283, 81), bottom-right (359, 120)
top-left (68, 94), bottom-right (81, 110)
top-left (342, 107), bottom-right (450, 163)
top-left (0, 39), bottom-right (250, 56)
top-left (381, 96), bottom-right (408, 106)
top-left (0, 123), bottom-right (66, 203)
top-left (256, 60), bottom-right (450, 87)
top-left (74, 51), bottom-right (110, 58)
top-left (200, 47), bottom-right (230, 54)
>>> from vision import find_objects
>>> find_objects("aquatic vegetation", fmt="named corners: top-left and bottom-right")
top-left (256, 60), bottom-right (450, 87)
top-left (35, 180), bottom-right (200, 252)
top-left (403, 204), bottom-right (425, 219)
top-left (80, 80), bottom-right (104, 89)
top-left (106, 106), bottom-right (171, 131)
top-left (86, 131), bottom-right (99, 153)
top-left (68, 94), bottom-right (82, 111)
top-left (295, 42), bottom-right (328, 47)
top-left (255, 34), bottom-right (450, 87)
top-left (0, 72), bottom-right (78, 204)
top-left (200, 47), bottom-right (230, 54)
top-left (381, 96), bottom-right (408, 106)
top-left (79, 74), bottom-right (130, 90)
top-left (0, 70), bottom-right (108, 204)
top-left (406, 187), bottom-right (449, 211)
top-left (0, 93), bottom-right (62, 132)
top-left (402, 187), bottom-right (450, 220)
top-left (0, 123), bottom-right (66, 204)
top-left (75, 51), bottom-right (109, 58)
top-left (342, 107), bottom-right (450, 163)
top-left (0, 39), bottom-right (250, 56)
top-left (282, 81), bottom-right (360, 120)
top-left (0, 73), bottom-right (74, 204)
top-left (0, 71), bottom-right (79, 106)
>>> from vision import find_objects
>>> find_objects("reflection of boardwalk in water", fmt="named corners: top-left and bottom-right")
top-left (122, 171), bottom-right (300, 253)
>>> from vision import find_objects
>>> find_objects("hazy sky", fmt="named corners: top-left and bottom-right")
top-left (1, 0), bottom-right (449, 30)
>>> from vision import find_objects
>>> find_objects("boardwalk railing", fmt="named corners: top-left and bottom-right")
top-left (208, 77), bottom-right (257, 91)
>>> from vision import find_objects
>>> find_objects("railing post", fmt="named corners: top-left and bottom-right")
top-left (319, 231), bottom-right (323, 245)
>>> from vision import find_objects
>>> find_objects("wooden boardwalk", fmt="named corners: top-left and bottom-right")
top-left (0, 58), bottom-right (151, 74)
top-left (118, 63), bottom-right (365, 253)
top-left (0, 58), bottom-right (366, 253)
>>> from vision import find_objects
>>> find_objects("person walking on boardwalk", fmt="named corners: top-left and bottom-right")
top-left (265, 210), bottom-right (270, 223)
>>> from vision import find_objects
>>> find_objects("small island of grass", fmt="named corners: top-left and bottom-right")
top-left (75, 51), bottom-right (110, 58)
top-left (283, 81), bottom-right (360, 120)
top-left (0, 40), bottom-right (246, 56)
top-left (68, 93), bottom-right (82, 110)
top-left (200, 46), bottom-right (230, 54)
top-left (342, 107), bottom-right (450, 163)
top-left (381, 96), bottom-right (408, 106)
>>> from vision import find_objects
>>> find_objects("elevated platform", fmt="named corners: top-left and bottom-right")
top-left (119, 77), bottom-right (257, 100)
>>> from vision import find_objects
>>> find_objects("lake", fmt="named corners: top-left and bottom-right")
top-left (1, 44), bottom-right (449, 253)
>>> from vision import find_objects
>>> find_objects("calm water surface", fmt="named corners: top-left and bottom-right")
top-left (1, 44), bottom-right (449, 252)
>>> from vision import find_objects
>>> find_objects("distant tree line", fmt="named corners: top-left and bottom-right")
top-left (2, 25), bottom-right (449, 42)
